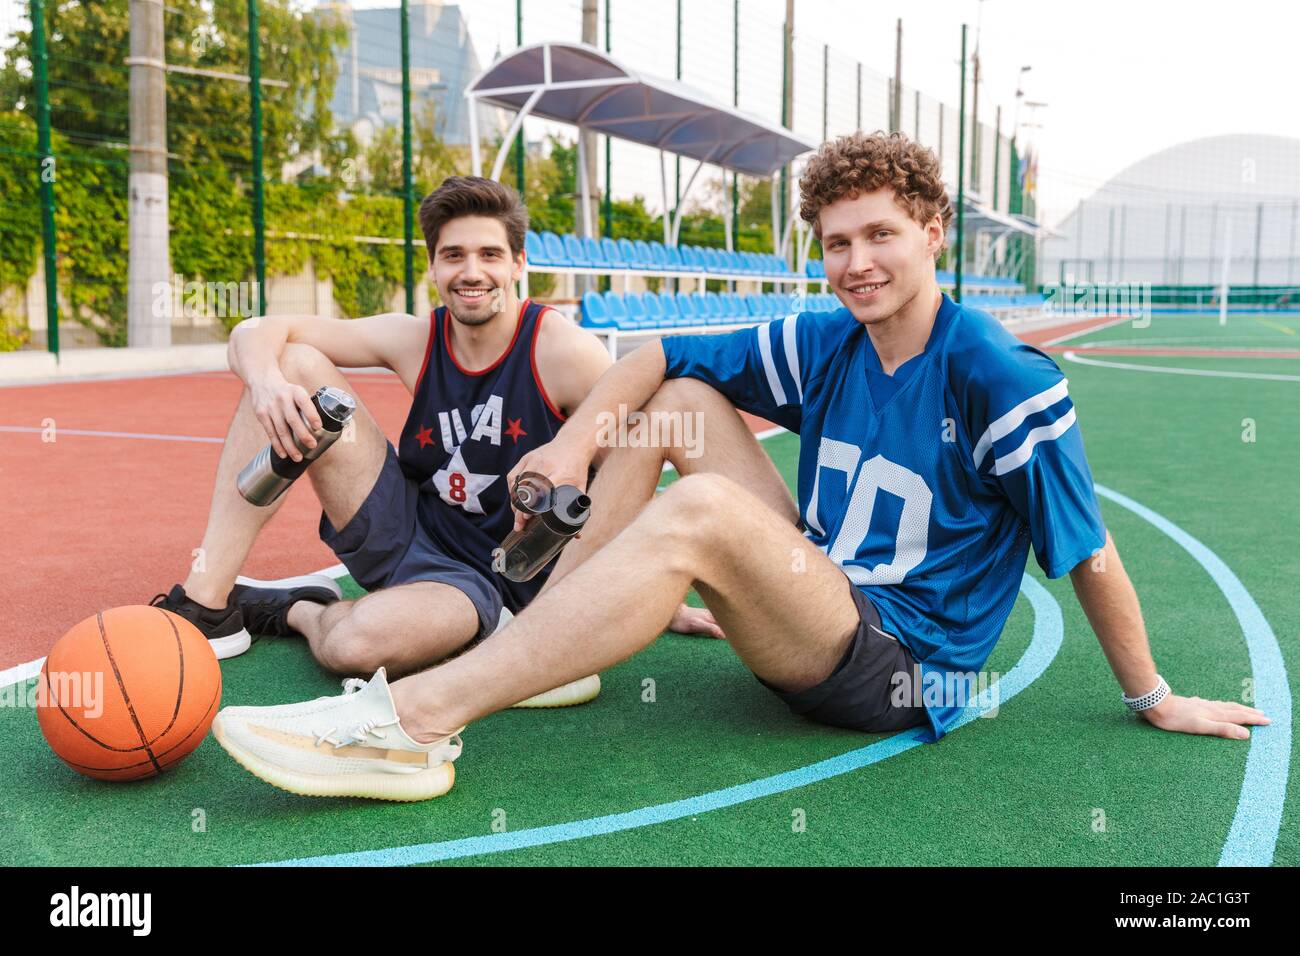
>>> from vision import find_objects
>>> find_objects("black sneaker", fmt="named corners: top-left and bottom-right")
top-left (150, 585), bottom-right (252, 660)
top-left (231, 572), bottom-right (343, 639)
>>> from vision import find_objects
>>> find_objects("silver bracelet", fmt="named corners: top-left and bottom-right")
top-left (1122, 675), bottom-right (1170, 712)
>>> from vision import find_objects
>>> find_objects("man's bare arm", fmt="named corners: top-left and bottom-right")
top-left (1069, 530), bottom-right (1270, 739)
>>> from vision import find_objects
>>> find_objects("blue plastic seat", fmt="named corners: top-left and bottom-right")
top-left (641, 291), bottom-right (665, 327)
top-left (657, 291), bottom-right (681, 326)
top-left (698, 292), bottom-right (721, 324)
top-left (675, 291), bottom-right (700, 326)
top-left (680, 245), bottom-right (703, 272)
top-left (617, 237), bottom-right (640, 269)
top-left (623, 291), bottom-right (648, 328)
top-left (600, 236), bottom-right (625, 269)
top-left (525, 230), bottom-right (548, 266)
top-left (580, 290), bottom-right (608, 327)
top-left (562, 234), bottom-right (589, 267)
top-left (632, 240), bottom-right (654, 271)
top-left (581, 236), bottom-right (606, 268)
top-left (647, 241), bottom-right (670, 271)
top-left (541, 231), bottom-right (567, 266)
top-left (602, 290), bottom-right (629, 327)
top-left (661, 244), bottom-right (685, 271)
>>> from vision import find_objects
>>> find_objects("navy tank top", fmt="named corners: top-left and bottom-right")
top-left (397, 299), bottom-right (567, 611)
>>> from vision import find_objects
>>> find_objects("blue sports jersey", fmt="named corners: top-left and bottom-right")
top-left (660, 292), bottom-right (1107, 742)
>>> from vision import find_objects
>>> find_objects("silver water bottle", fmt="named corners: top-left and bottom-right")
top-left (236, 386), bottom-right (357, 507)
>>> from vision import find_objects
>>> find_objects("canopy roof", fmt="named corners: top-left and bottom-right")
top-left (466, 42), bottom-right (815, 177)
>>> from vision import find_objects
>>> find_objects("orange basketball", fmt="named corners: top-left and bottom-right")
top-left (35, 606), bottom-right (222, 781)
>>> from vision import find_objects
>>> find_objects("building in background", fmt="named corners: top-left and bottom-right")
top-left (1041, 134), bottom-right (1300, 287)
top-left (318, 0), bottom-right (506, 147)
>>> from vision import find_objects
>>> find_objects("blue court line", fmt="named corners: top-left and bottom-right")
top-left (1093, 484), bottom-right (1291, 868)
top-left (250, 575), bottom-right (1063, 866)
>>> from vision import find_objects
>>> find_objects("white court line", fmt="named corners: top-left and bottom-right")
top-left (1062, 350), bottom-right (1300, 382)
top-left (0, 425), bottom-right (223, 443)
top-left (0, 563), bottom-right (352, 689)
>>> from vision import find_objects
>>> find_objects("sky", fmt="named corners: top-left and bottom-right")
top-left (3, 0), bottom-right (1296, 227)
top-left (379, 0), bottom-right (1300, 226)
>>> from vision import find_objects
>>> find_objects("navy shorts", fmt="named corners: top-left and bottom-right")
top-left (759, 578), bottom-right (929, 734)
top-left (319, 442), bottom-right (503, 641)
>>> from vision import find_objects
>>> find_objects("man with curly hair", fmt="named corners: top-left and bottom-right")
top-left (213, 132), bottom-right (1268, 802)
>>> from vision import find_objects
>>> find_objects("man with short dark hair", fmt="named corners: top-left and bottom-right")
top-left (213, 136), bottom-right (1268, 803)
top-left (152, 176), bottom-right (712, 697)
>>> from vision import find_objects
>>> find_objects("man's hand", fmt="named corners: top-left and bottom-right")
top-left (506, 436), bottom-right (594, 532)
top-left (669, 604), bottom-right (725, 639)
top-left (250, 375), bottom-right (322, 462)
top-left (1138, 694), bottom-right (1270, 740)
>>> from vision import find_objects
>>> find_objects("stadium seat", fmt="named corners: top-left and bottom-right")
top-left (657, 290), bottom-right (682, 326)
top-left (617, 237), bottom-right (640, 269)
top-left (581, 236), bottom-right (607, 268)
top-left (662, 244), bottom-right (685, 271)
top-left (602, 290), bottom-right (629, 327)
top-left (641, 291), bottom-right (665, 327)
top-left (675, 290), bottom-right (700, 326)
top-left (525, 230), bottom-right (549, 265)
top-left (632, 240), bottom-right (655, 271)
top-left (647, 241), bottom-right (670, 270)
top-left (680, 245), bottom-right (704, 272)
top-left (562, 234), bottom-right (589, 267)
top-left (580, 290), bottom-right (613, 328)
top-left (601, 236), bottom-right (625, 269)
top-left (623, 291), bottom-right (648, 328)
top-left (541, 231), bottom-right (567, 266)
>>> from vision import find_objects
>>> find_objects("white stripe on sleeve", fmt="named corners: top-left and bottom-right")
top-left (992, 407), bottom-right (1077, 475)
top-left (781, 313), bottom-right (802, 402)
top-left (972, 378), bottom-right (1070, 469)
top-left (756, 320), bottom-right (788, 406)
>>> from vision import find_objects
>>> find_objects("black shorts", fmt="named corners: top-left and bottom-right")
top-left (759, 578), bottom-right (929, 734)
top-left (318, 442), bottom-right (503, 641)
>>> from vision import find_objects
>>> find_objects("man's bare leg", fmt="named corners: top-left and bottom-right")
top-left (184, 343), bottom-right (480, 673)
top-left (182, 343), bottom-right (388, 610)
top-left (391, 471), bottom-right (860, 740)
top-left (542, 377), bottom-right (796, 590)
top-left (288, 582), bottom-right (479, 679)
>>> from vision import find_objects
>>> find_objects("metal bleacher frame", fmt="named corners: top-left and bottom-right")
top-left (465, 42), bottom-right (1044, 356)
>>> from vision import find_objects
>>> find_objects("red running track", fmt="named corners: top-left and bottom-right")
top-left (0, 369), bottom-right (775, 668)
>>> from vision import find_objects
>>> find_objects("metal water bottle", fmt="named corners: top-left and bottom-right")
top-left (236, 385), bottom-right (357, 507)
top-left (492, 472), bottom-right (592, 582)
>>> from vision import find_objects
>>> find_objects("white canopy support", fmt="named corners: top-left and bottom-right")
top-left (722, 171), bottom-right (733, 252)
top-left (466, 41), bottom-right (814, 250)
top-left (670, 159), bottom-right (706, 246)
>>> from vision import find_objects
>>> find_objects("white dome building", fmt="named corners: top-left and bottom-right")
top-left (1040, 134), bottom-right (1300, 287)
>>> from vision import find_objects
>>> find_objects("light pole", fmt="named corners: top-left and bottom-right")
top-left (1012, 65), bottom-right (1031, 141)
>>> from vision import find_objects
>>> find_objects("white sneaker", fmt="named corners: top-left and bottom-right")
top-left (491, 608), bottom-right (602, 708)
top-left (233, 572), bottom-right (343, 600)
top-left (512, 674), bottom-right (602, 708)
top-left (211, 668), bottom-right (462, 802)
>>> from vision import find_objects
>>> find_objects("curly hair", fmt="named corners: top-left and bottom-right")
top-left (798, 131), bottom-right (953, 256)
